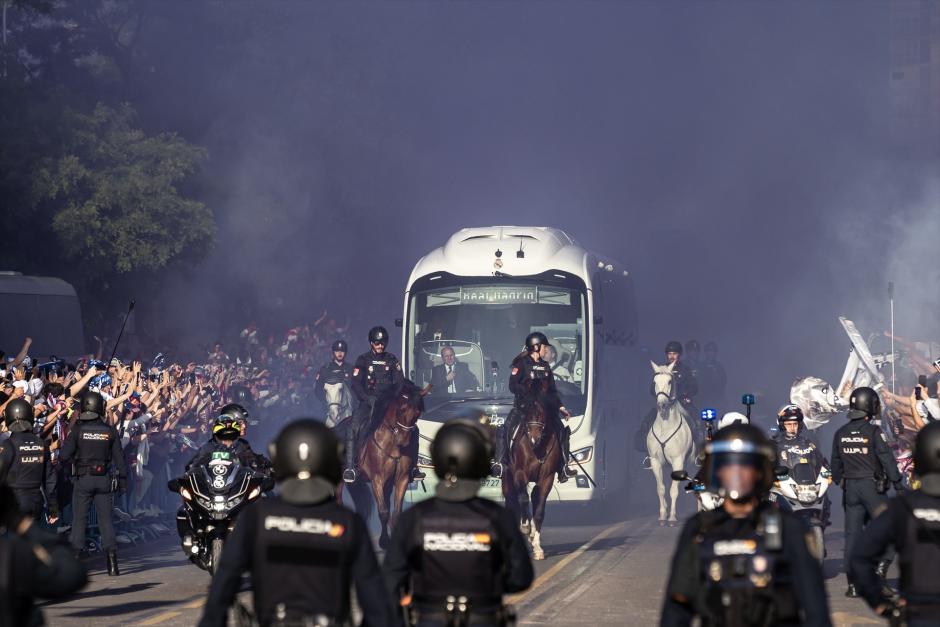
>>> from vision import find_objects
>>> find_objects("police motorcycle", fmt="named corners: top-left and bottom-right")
top-left (671, 405), bottom-right (752, 512)
top-left (770, 459), bottom-right (830, 565)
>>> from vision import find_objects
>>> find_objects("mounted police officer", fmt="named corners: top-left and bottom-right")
top-left (494, 332), bottom-right (575, 483)
top-left (185, 404), bottom-right (271, 474)
top-left (384, 418), bottom-right (534, 626)
top-left (198, 419), bottom-right (397, 627)
top-left (849, 421), bottom-right (940, 625)
top-left (636, 341), bottom-right (700, 459)
top-left (345, 326), bottom-right (424, 483)
top-left (60, 390), bottom-right (127, 576)
top-left (315, 339), bottom-right (355, 402)
top-left (661, 423), bottom-right (831, 626)
top-left (0, 398), bottom-right (58, 524)
top-left (831, 386), bottom-right (901, 598)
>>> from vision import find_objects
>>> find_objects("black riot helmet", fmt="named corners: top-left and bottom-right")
top-left (268, 419), bottom-right (343, 503)
top-left (431, 419), bottom-right (493, 500)
top-left (914, 421), bottom-right (940, 479)
top-left (368, 326), bottom-right (389, 345)
top-left (226, 386), bottom-right (254, 409)
top-left (705, 423), bottom-right (776, 500)
top-left (664, 340), bottom-right (683, 355)
top-left (848, 386), bottom-right (881, 420)
top-left (524, 331), bottom-right (549, 352)
top-left (332, 339), bottom-right (348, 353)
top-left (3, 398), bottom-right (33, 431)
top-left (80, 391), bottom-right (105, 419)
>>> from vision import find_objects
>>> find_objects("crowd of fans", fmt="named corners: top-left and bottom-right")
top-left (0, 312), bottom-right (352, 540)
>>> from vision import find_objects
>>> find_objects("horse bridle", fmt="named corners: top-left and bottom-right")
top-left (655, 372), bottom-right (678, 409)
top-left (525, 420), bottom-right (547, 447)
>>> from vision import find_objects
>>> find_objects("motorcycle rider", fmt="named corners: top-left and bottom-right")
top-left (831, 386), bottom-right (901, 598)
top-left (314, 339), bottom-right (354, 403)
top-left (0, 398), bottom-right (58, 523)
top-left (493, 332), bottom-right (576, 482)
top-left (849, 421), bottom-right (940, 625)
top-left (773, 405), bottom-right (828, 472)
top-left (185, 404), bottom-right (271, 474)
top-left (344, 326), bottom-right (424, 483)
top-left (60, 390), bottom-right (127, 576)
top-left (384, 418), bottom-right (534, 626)
top-left (661, 424), bottom-right (831, 626)
top-left (199, 419), bottom-right (397, 627)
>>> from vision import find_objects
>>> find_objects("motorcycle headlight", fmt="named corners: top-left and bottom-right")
top-left (180, 487), bottom-right (193, 501)
top-left (796, 486), bottom-right (819, 504)
top-left (248, 486), bottom-right (262, 500)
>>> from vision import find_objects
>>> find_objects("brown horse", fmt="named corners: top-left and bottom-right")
top-left (336, 380), bottom-right (430, 548)
top-left (502, 399), bottom-right (561, 560)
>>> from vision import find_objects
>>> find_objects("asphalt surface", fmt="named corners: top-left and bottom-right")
top-left (41, 482), bottom-right (888, 627)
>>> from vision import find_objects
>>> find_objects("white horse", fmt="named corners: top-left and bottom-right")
top-left (323, 381), bottom-right (354, 428)
top-left (646, 361), bottom-right (695, 526)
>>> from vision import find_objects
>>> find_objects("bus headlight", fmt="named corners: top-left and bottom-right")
top-left (570, 446), bottom-right (593, 464)
top-left (417, 454), bottom-right (433, 468)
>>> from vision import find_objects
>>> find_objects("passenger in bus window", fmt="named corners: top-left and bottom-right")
top-left (430, 346), bottom-right (479, 394)
top-left (543, 345), bottom-right (571, 383)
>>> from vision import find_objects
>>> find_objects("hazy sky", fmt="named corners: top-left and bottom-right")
top-left (138, 1), bottom-right (937, 407)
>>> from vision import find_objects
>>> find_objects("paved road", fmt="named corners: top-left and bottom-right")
top-left (41, 496), bottom-right (886, 626)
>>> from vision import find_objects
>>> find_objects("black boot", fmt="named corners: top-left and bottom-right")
top-left (557, 426), bottom-right (577, 483)
top-left (107, 551), bottom-right (120, 577)
top-left (845, 584), bottom-right (858, 598)
top-left (343, 431), bottom-right (358, 483)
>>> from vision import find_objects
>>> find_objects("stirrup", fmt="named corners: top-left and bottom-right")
top-left (411, 467), bottom-right (426, 480)
top-left (342, 468), bottom-right (357, 483)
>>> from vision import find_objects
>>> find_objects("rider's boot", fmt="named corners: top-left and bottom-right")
top-left (490, 426), bottom-right (505, 478)
top-left (107, 551), bottom-right (120, 577)
top-left (411, 461), bottom-right (426, 481)
top-left (343, 431), bottom-right (358, 483)
top-left (557, 426), bottom-right (577, 483)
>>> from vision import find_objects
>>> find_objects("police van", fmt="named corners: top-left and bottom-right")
top-left (399, 226), bottom-right (642, 503)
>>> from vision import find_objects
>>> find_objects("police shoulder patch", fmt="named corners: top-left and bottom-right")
top-left (396, 363), bottom-right (401, 371)
top-left (511, 367), bottom-right (519, 375)
top-left (352, 368), bottom-right (359, 376)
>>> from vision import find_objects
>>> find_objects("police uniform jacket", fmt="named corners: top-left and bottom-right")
top-left (383, 496), bottom-right (534, 613)
top-left (848, 489), bottom-right (940, 612)
top-left (199, 495), bottom-right (395, 627)
top-left (508, 354), bottom-right (563, 413)
top-left (0, 431), bottom-right (56, 496)
top-left (59, 416), bottom-right (126, 479)
top-left (830, 418), bottom-right (900, 485)
top-left (351, 350), bottom-right (404, 403)
top-left (773, 434), bottom-right (828, 473)
top-left (661, 502), bottom-right (831, 627)
top-left (314, 360), bottom-right (354, 401)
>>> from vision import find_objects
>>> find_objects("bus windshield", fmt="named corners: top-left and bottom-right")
top-left (406, 280), bottom-right (589, 414)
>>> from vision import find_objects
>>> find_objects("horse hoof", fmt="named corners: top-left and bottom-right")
top-left (667, 520), bottom-right (677, 527)
top-left (659, 520), bottom-right (666, 527)
top-left (533, 550), bottom-right (545, 561)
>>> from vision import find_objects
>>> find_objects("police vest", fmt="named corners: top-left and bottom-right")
top-left (74, 420), bottom-right (114, 475)
top-left (6, 432), bottom-right (45, 490)
top-left (365, 356), bottom-right (397, 392)
top-left (252, 499), bottom-right (357, 623)
top-left (696, 519), bottom-right (797, 625)
top-left (898, 493), bottom-right (940, 602)
top-left (412, 506), bottom-right (503, 609)
top-left (836, 422), bottom-right (880, 479)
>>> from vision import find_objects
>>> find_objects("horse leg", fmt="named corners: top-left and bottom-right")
top-left (667, 456), bottom-right (684, 525)
top-left (649, 455), bottom-right (668, 525)
top-left (372, 470), bottom-right (392, 550)
top-left (389, 461), bottom-right (411, 534)
top-left (530, 477), bottom-right (551, 561)
top-left (518, 475), bottom-right (532, 538)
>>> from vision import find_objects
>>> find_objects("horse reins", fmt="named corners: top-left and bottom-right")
top-left (371, 393), bottom-right (419, 463)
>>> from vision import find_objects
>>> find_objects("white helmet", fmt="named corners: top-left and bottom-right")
top-left (717, 411), bottom-right (749, 430)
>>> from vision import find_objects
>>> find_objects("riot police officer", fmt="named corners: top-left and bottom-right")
top-left (0, 398), bottom-right (58, 523)
top-left (345, 326), bottom-right (424, 482)
top-left (661, 424), bottom-right (831, 626)
top-left (849, 421), bottom-right (940, 625)
top-left (0, 483), bottom-right (88, 626)
top-left (198, 419), bottom-right (397, 627)
top-left (60, 390), bottom-right (127, 576)
top-left (384, 418), bottom-right (534, 626)
top-left (494, 332), bottom-right (575, 482)
top-left (831, 386), bottom-right (901, 598)
top-left (315, 339), bottom-right (355, 402)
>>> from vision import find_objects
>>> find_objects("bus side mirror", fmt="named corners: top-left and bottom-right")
top-left (394, 318), bottom-right (403, 328)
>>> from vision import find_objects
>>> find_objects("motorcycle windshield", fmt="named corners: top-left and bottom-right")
top-left (790, 462), bottom-right (818, 485)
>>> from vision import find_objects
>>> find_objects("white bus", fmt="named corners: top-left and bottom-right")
top-left (399, 226), bottom-right (642, 503)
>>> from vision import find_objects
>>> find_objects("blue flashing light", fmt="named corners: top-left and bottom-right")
top-left (700, 408), bottom-right (718, 422)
